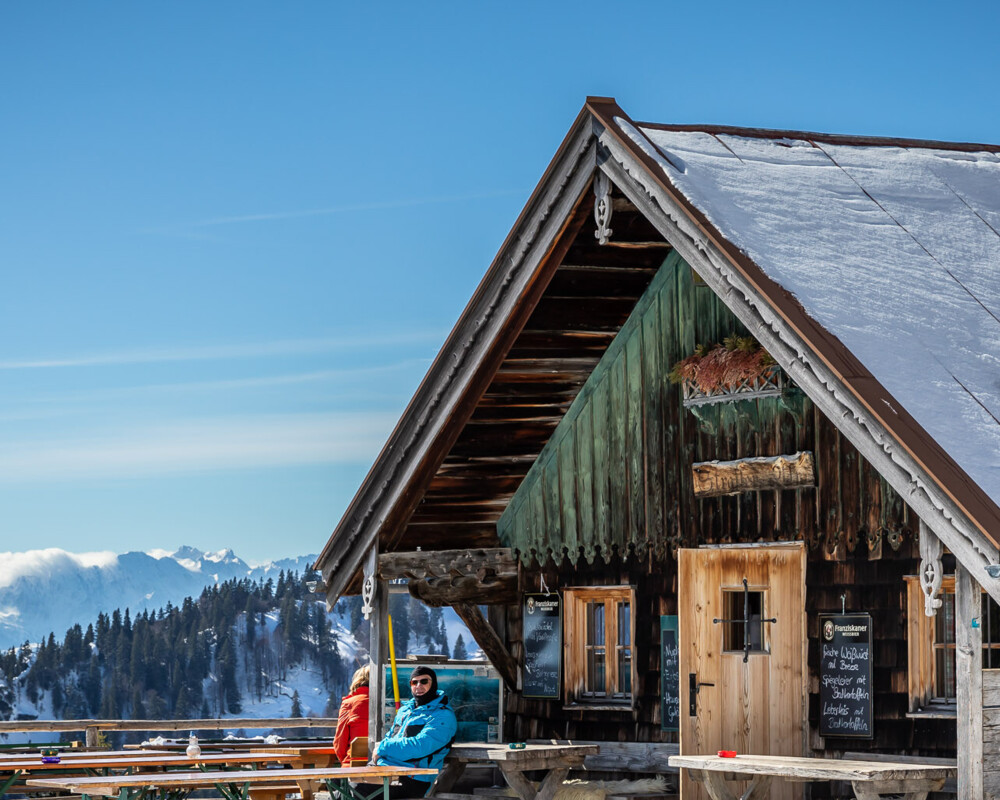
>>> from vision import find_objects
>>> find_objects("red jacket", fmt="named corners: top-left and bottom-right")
top-left (333, 686), bottom-right (369, 764)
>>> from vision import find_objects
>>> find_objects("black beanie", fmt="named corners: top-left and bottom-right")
top-left (410, 666), bottom-right (438, 705)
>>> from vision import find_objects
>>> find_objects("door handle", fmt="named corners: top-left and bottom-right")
top-left (688, 673), bottom-right (715, 716)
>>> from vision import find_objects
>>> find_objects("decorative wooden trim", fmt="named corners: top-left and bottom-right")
top-left (918, 520), bottom-right (944, 618)
top-left (593, 171), bottom-right (613, 245)
top-left (562, 586), bottom-right (637, 709)
top-left (378, 548), bottom-right (516, 580)
top-left (691, 452), bottom-right (815, 498)
top-left (361, 547), bottom-right (377, 621)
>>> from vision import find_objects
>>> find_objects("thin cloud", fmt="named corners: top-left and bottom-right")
top-left (0, 332), bottom-right (444, 371)
top-left (23, 358), bottom-right (431, 404)
top-left (0, 412), bottom-right (399, 482)
top-left (189, 189), bottom-right (521, 228)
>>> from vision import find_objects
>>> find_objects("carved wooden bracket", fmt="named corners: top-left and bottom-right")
top-left (362, 550), bottom-right (377, 621)
top-left (919, 520), bottom-right (944, 618)
top-left (593, 171), bottom-right (613, 245)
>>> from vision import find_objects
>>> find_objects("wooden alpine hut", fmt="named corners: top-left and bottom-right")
top-left (314, 98), bottom-right (1000, 798)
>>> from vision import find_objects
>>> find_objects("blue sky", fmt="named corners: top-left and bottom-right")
top-left (2, 1), bottom-right (998, 563)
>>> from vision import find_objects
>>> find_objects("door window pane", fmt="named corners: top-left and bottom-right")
top-left (722, 589), bottom-right (765, 654)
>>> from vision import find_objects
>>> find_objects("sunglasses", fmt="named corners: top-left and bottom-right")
top-left (410, 678), bottom-right (431, 686)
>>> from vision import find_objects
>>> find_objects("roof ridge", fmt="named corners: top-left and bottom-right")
top-left (633, 121), bottom-right (1000, 154)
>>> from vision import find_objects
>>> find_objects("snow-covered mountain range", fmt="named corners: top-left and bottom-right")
top-left (0, 546), bottom-right (316, 649)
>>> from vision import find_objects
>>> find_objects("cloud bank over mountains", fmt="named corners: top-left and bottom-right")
top-left (0, 546), bottom-right (316, 649)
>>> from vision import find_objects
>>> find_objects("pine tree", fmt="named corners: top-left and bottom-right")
top-left (290, 690), bottom-right (302, 718)
top-left (453, 634), bottom-right (468, 660)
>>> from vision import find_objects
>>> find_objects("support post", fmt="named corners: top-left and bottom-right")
top-left (955, 563), bottom-right (983, 798)
top-left (365, 546), bottom-right (389, 744)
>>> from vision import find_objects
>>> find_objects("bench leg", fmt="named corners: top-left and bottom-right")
top-left (701, 773), bottom-right (737, 800)
top-left (701, 773), bottom-right (769, 800)
top-left (427, 761), bottom-right (466, 796)
top-left (534, 768), bottom-right (569, 800)
top-left (497, 765), bottom-right (538, 800)
top-left (742, 776), bottom-right (771, 800)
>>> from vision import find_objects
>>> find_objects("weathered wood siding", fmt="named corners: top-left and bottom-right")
top-left (498, 252), bottom-right (948, 763)
top-left (985, 669), bottom-right (1000, 798)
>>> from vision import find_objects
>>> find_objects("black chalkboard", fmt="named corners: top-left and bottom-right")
top-left (819, 613), bottom-right (873, 739)
top-left (522, 594), bottom-right (560, 698)
top-left (660, 615), bottom-right (679, 732)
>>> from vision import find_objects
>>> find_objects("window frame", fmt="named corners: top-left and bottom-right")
top-left (562, 586), bottom-right (637, 709)
top-left (905, 574), bottom-right (1000, 716)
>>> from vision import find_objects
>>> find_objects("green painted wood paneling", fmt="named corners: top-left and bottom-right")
top-left (496, 250), bottom-right (807, 563)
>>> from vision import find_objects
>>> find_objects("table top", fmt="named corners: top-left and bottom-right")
top-left (27, 765), bottom-right (438, 797)
top-left (449, 743), bottom-right (599, 764)
top-left (667, 754), bottom-right (957, 781)
top-left (0, 750), bottom-right (303, 773)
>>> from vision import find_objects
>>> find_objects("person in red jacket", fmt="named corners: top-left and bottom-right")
top-left (333, 665), bottom-right (370, 764)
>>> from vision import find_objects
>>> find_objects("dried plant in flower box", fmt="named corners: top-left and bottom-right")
top-left (669, 335), bottom-right (784, 408)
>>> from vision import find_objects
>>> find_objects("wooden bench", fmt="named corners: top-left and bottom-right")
top-left (27, 765), bottom-right (439, 800)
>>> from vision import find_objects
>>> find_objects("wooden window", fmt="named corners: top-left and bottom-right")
top-left (563, 586), bottom-right (636, 708)
top-left (905, 575), bottom-right (1000, 715)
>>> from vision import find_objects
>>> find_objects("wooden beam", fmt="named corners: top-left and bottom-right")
top-left (378, 548), bottom-right (516, 580)
top-left (956, 563), bottom-right (984, 798)
top-left (691, 452), bottom-right (815, 497)
top-left (452, 603), bottom-right (518, 691)
top-left (408, 575), bottom-right (518, 607)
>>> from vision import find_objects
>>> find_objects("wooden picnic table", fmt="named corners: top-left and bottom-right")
top-left (668, 753), bottom-right (958, 800)
top-left (0, 750), bottom-right (312, 798)
top-left (27, 764), bottom-right (438, 800)
top-left (429, 743), bottom-right (600, 800)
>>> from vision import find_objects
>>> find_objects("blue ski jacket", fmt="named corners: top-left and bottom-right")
top-left (374, 691), bottom-right (458, 781)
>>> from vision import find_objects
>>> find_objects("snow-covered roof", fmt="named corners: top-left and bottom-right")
top-left (620, 120), bottom-right (1000, 516)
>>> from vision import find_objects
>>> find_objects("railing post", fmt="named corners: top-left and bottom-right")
top-left (85, 726), bottom-right (100, 748)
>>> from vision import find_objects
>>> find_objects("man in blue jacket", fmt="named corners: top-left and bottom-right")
top-left (372, 666), bottom-right (458, 798)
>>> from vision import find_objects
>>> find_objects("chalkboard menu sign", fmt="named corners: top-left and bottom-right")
top-left (819, 613), bottom-right (873, 739)
top-left (660, 615), bottom-right (679, 732)
top-left (522, 593), bottom-right (560, 698)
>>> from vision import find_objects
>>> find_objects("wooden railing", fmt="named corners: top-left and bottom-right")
top-left (0, 718), bottom-right (338, 747)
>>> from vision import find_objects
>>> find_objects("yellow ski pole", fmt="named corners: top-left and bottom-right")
top-left (387, 614), bottom-right (401, 709)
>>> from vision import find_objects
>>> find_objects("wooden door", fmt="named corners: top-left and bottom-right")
top-left (678, 543), bottom-right (807, 800)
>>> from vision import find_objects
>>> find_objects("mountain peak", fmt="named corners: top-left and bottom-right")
top-left (0, 547), bottom-right (318, 648)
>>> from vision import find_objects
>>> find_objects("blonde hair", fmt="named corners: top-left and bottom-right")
top-left (349, 665), bottom-right (370, 693)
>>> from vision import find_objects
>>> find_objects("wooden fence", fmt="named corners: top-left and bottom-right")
top-left (0, 718), bottom-right (339, 747)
